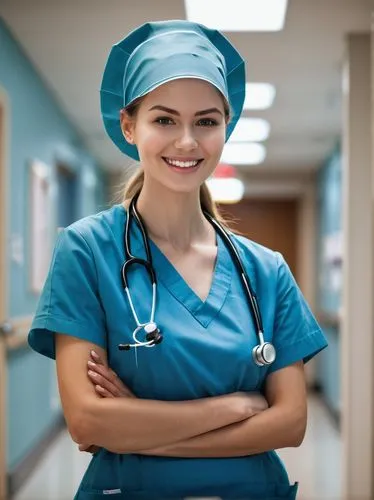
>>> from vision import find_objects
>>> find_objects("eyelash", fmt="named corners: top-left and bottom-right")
top-left (154, 117), bottom-right (219, 127)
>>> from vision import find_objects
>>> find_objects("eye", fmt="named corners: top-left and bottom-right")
top-left (197, 118), bottom-right (219, 127)
top-left (154, 116), bottom-right (174, 126)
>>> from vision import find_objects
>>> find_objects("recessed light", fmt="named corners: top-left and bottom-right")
top-left (185, 0), bottom-right (289, 31)
top-left (244, 83), bottom-right (276, 110)
top-left (220, 143), bottom-right (266, 165)
top-left (230, 118), bottom-right (270, 142)
top-left (207, 177), bottom-right (245, 203)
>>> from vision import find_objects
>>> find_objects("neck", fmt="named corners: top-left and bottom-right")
top-left (133, 182), bottom-right (213, 250)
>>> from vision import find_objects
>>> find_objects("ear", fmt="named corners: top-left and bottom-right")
top-left (120, 109), bottom-right (135, 144)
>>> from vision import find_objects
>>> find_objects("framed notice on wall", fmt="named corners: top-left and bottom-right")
top-left (30, 160), bottom-right (51, 293)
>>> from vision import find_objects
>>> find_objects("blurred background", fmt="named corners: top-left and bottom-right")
top-left (0, 0), bottom-right (373, 499)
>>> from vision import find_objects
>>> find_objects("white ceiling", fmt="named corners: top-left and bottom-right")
top-left (0, 0), bottom-right (372, 193)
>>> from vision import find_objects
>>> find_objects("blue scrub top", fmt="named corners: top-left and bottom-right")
top-left (28, 204), bottom-right (327, 500)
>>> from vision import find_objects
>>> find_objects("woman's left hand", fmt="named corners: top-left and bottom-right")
top-left (87, 350), bottom-right (136, 399)
top-left (79, 350), bottom-right (135, 455)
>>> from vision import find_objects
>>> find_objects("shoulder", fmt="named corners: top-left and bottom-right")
top-left (229, 232), bottom-right (284, 285)
top-left (61, 204), bottom-right (126, 250)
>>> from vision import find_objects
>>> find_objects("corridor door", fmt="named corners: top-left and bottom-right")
top-left (0, 95), bottom-right (8, 498)
top-left (221, 199), bottom-right (298, 278)
top-left (57, 164), bottom-right (78, 228)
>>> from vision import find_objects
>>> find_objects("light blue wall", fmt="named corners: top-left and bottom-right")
top-left (7, 347), bottom-right (59, 469)
top-left (316, 144), bottom-right (342, 416)
top-left (0, 19), bottom-right (108, 470)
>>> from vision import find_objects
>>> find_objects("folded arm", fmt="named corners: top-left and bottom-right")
top-left (139, 361), bottom-right (307, 457)
top-left (84, 351), bottom-right (306, 458)
top-left (56, 334), bottom-right (258, 454)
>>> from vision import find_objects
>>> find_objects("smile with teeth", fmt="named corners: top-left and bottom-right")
top-left (163, 157), bottom-right (202, 168)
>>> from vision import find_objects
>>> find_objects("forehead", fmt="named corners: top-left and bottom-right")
top-left (141, 78), bottom-right (225, 110)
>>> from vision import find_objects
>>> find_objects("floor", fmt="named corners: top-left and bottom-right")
top-left (13, 393), bottom-right (341, 500)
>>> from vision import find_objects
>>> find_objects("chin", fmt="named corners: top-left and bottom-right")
top-left (167, 183), bottom-right (200, 195)
top-left (151, 172), bottom-right (204, 193)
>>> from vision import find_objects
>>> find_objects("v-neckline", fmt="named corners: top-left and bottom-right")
top-left (120, 204), bottom-right (234, 328)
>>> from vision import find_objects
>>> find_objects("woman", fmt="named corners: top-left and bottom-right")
top-left (28, 20), bottom-right (327, 499)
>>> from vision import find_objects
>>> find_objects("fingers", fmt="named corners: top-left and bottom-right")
top-left (87, 365), bottom-right (125, 397)
top-left (79, 443), bottom-right (101, 454)
top-left (90, 350), bottom-right (103, 364)
top-left (95, 384), bottom-right (115, 398)
top-left (90, 351), bottom-right (126, 390)
top-left (87, 355), bottom-right (135, 397)
top-left (79, 443), bottom-right (92, 452)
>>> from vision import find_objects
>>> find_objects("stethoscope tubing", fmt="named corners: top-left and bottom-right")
top-left (122, 193), bottom-right (264, 331)
top-left (122, 195), bottom-right (157, 330)
top-left (120, 194), bottom-right (275, 366)
top-left (202, 213), bottom-right (264, 335)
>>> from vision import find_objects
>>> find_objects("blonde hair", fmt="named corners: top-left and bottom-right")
top-left (122, 168), bottom-right (231, 229)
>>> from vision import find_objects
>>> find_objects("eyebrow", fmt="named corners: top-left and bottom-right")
top-left (148, 105), bottom-right (223, 117)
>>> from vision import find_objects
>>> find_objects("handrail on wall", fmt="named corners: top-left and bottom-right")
top-left (3, 317), bottom-right (32, 350)
top-left (317, 310), bottom-right (341, 329)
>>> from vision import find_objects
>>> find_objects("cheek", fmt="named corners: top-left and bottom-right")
top-left (205, 132), bottom-right (226, 158)
top-left (136, 127), bottom-right (165, 157)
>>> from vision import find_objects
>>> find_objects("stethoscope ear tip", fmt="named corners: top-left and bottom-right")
top-left (118, 344), bottom-right (131, 351)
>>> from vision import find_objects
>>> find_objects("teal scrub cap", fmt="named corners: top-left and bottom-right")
top-left (100, 20), bottom-right (246, 161)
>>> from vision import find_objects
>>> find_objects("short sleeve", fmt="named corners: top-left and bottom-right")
top-left (28, 227), bottom-right (107, 360)
top-left (267, 252), bottom-right (328, 374)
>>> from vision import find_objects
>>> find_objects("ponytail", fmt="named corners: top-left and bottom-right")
top-left (199, 181), bottom-right (231, 229)
top-left (123, 168), bottom-right (145, 203)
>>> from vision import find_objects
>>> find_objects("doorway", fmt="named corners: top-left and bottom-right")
top-left (221, 198), bottom-right (298, 278)
top-left (56, 164), bottom-right (79, 229)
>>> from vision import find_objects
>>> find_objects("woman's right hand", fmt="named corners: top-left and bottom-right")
top-left (225, 391), bottom-right (269, 420)
top-left (243, 391), bottom-right (269, 415)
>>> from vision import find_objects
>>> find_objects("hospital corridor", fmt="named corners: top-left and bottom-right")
top-left (0, 1), bottom-right (373, 499)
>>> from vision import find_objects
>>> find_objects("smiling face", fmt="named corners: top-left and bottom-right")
top-left (120, 78), bottom-right (229, 195)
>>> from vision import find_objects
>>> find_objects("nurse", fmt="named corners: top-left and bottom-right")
top-left (28, 20), bottom-right (328, 500)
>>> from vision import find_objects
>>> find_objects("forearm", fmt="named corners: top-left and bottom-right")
top-left (76, 394), bottom-right (249, 453)
top-left (138, 404), bottom-right (306, 458)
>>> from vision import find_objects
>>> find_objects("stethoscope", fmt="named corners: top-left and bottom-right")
top-left (119, 194), bottom-right (276, 367)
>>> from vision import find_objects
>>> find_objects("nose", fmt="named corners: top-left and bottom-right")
top-left (174, 126), bottom-right (198, 151)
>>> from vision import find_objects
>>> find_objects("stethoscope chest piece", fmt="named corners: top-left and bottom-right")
top-left (252, 341), bottom-right (276, 367)
top-left (144, 322), bottom-right (163, 344)
top-left (118, 322), bottom-right (163, 351)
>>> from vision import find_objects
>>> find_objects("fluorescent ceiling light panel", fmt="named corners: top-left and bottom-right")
top-left (221, 143), bottom-right (266, 165)
top-left (229, 118), bottom-right (270, 142)
top-left (184, 0), bottom-right (288, 31)
top-left (244, 83), bottom-right (276, 110)
top-left (207, 178), bottom-right (245, 204)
